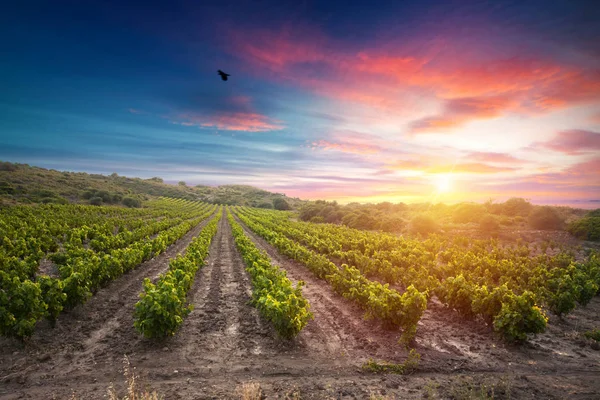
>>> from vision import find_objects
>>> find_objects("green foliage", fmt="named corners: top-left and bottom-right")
top-left (228, 210), bottom-right (313, 338)
top-left (409, 214), bottom-right (439, 236)
top-left (273, 197), bottom-right (292, 210)
top-left (568, 217), bottom-right (600, 241)
top-left (133, 276), bottom-right (192, 338)
top-left (528, 206), bottom-right (564, 230)
top-left (38, 276), bottom-right (66, 325)
top-left (134, 209), bottom-right (220, 338)
top-left (89, 196), bottom-right (103, 206)
top-left (0, 272), bottom-right (47, 339)
top-left (0, 198), bottom-right (215, 338)
top-left (453, 203), bottom-right (486, 223)
top-left (362, 349), bottom-right (420, 374)
top-left (500, 197), bottom-right (533, 217)
top-left (584, 328), bottom-right (600, 342)
top-left (478, 214), bottom-right (500, 235)
top-left (122, 197), bottom-right (142, 208)
top-left (493, 291), bottom-right (547, 342)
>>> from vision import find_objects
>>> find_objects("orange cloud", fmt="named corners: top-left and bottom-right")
top-left (428, 163), bottom-right (517, 174)
top-left (386, 158), bottom-right (517, 174)
top-left (533, 129), bottom-right (600, 155)
top-left (467, 152), bottom-right (526, 164)
top-left (409, 95), bottom-right (518, 133)
top-left (174, 112), bottom-right (284, 132)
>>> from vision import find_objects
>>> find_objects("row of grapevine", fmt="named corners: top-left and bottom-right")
top-left (232, 207), bottom-right (427, 343)
top-left (1, 199), bottom-right (216, 339)
top-left (226, 209), bottom-right (313, 339)
top-left (239, 207), bottom-right (600, 341)
top-left (134, 208), bottom-right (222, 338)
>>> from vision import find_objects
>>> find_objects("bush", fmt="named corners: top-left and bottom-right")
top-left (479, 214), bottom-right (500, 235)
top-left (453, 203), bottom-right (485, 223)
top-left (122, 197), bottom-right (141, 208)
top-left (588, 209), bottom-right (600, 217)
top-left (273, 198), bottom-right (291, 210)
top-left (493, 291), bottom-right (548, 342)
top-left (568, 217), bottom-right (600, 241)
top-left (528, 206), bottom-right (564, 230)
top-left (89, 196), bottom-right (103, 206)
top-left (409, 214), bottom-right (439, 236)
top-left (501, 198), bottom-right (533, 217)
top-left (257, 202), bottom-right (273, 209)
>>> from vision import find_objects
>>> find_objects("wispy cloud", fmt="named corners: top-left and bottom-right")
top-left (531, 129), bottom-right (600, 155)
top-left (466, 152), bottom-right (526, 164)
top-left (172, 112), bottom-right (284, 132)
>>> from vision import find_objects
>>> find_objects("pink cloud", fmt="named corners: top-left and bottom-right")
top-left (230, 27), bottom-right (600, 121)
top-left (428, 163), bottom-right (517, 174)
top-left (310, 140), bottom-right (381, 154)
top-left (466, 152), bottom-right (526, 164)
top-left (409, 95), bottom-right (518, 133)
top-left (310, 130), bottom-right (387, 154)
top-left (533, 129), bottom-right (600, 155)
top-left (174, 112), bottom-right (284, 132)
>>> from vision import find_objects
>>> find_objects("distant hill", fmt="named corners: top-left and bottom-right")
top-left (0, 161), bottom-right (305, 209)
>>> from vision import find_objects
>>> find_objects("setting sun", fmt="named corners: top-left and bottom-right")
top-left (434, 174), bottom-right (453, 193)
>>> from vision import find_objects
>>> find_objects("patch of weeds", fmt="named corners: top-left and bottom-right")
top-left (107, 355), bottom-right (163, 400)
top-left (447, 374), bottom-right (513, 400)
top-left (362, 349), bottom-right (420, 374)
top-left (584, 328), bottom-right (600, 342)
top-left (423, 380), bottom-right (441, 399)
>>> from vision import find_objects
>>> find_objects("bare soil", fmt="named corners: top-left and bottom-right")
top-left (0, 210), bottom-right (599, 399)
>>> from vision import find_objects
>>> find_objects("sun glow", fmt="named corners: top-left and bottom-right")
top-left (434, 174), bottom-right (453, 193)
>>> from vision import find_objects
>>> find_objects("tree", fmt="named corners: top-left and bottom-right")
top-left (273, 198), bottom-right (291, 210)
top-left (178, 181), bottom-right (186, 186)
top-left (410, 215), bottom-right (439, 236)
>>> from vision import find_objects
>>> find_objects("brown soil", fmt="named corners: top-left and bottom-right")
top-left (0, 210), bottom-right (599, 399)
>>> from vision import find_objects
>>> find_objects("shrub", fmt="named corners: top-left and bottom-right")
top-left (273, 198), bottom-right (291, 210)
top-left (479, 214), bottom-right (500, 235)
top-left (528, 206), bottom-right (564, 230)
top-left (410, 214), bottom-right (439, 236)
top-left (89, 196), bottom-right (103, 206)
top-left (122, 197), bottom-right (141, 208)
top-left (257, 202), bottom-right (273, 209)
top-left (501, 198), bottom-right (533, 217)
top-left (453, 203), bottom-right (485, 223)
top-left (588, 209), bottom-right (600, 217)
top-left (493, 291), bottom-right (547, 342)
top-left (567, 217), bottom-right (600, 241)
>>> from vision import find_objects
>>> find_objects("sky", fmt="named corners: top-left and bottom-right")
top-left (1, 0), bottom-right (599, 207)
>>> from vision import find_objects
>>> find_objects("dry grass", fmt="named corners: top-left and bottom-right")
top-left (237, 381), bottom-right (263, 400)
top-left (107, 355), bottom-right (162, 400)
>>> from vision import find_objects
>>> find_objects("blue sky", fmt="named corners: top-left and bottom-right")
top-left (1, 0), bottom-right (599, 206)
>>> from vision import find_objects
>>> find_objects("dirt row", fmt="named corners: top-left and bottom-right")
top-left (0, 209), bottom-right (599, 399)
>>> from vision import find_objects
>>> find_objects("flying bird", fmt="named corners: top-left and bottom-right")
top-left (218, 70), bottom-right (231, 81)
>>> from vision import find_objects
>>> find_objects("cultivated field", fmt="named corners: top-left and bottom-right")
top-left (1, 200), bottom-right (599, 399)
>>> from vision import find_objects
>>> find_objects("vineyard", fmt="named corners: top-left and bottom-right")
top-left (1, 199), bottom-right (599, 399)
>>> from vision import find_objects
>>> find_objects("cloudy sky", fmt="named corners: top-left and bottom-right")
top-left (1, 0), bottom-right (599, 206)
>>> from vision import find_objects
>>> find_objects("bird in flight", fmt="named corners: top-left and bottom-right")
top-left (218, 70), bottom-right (231, 81)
